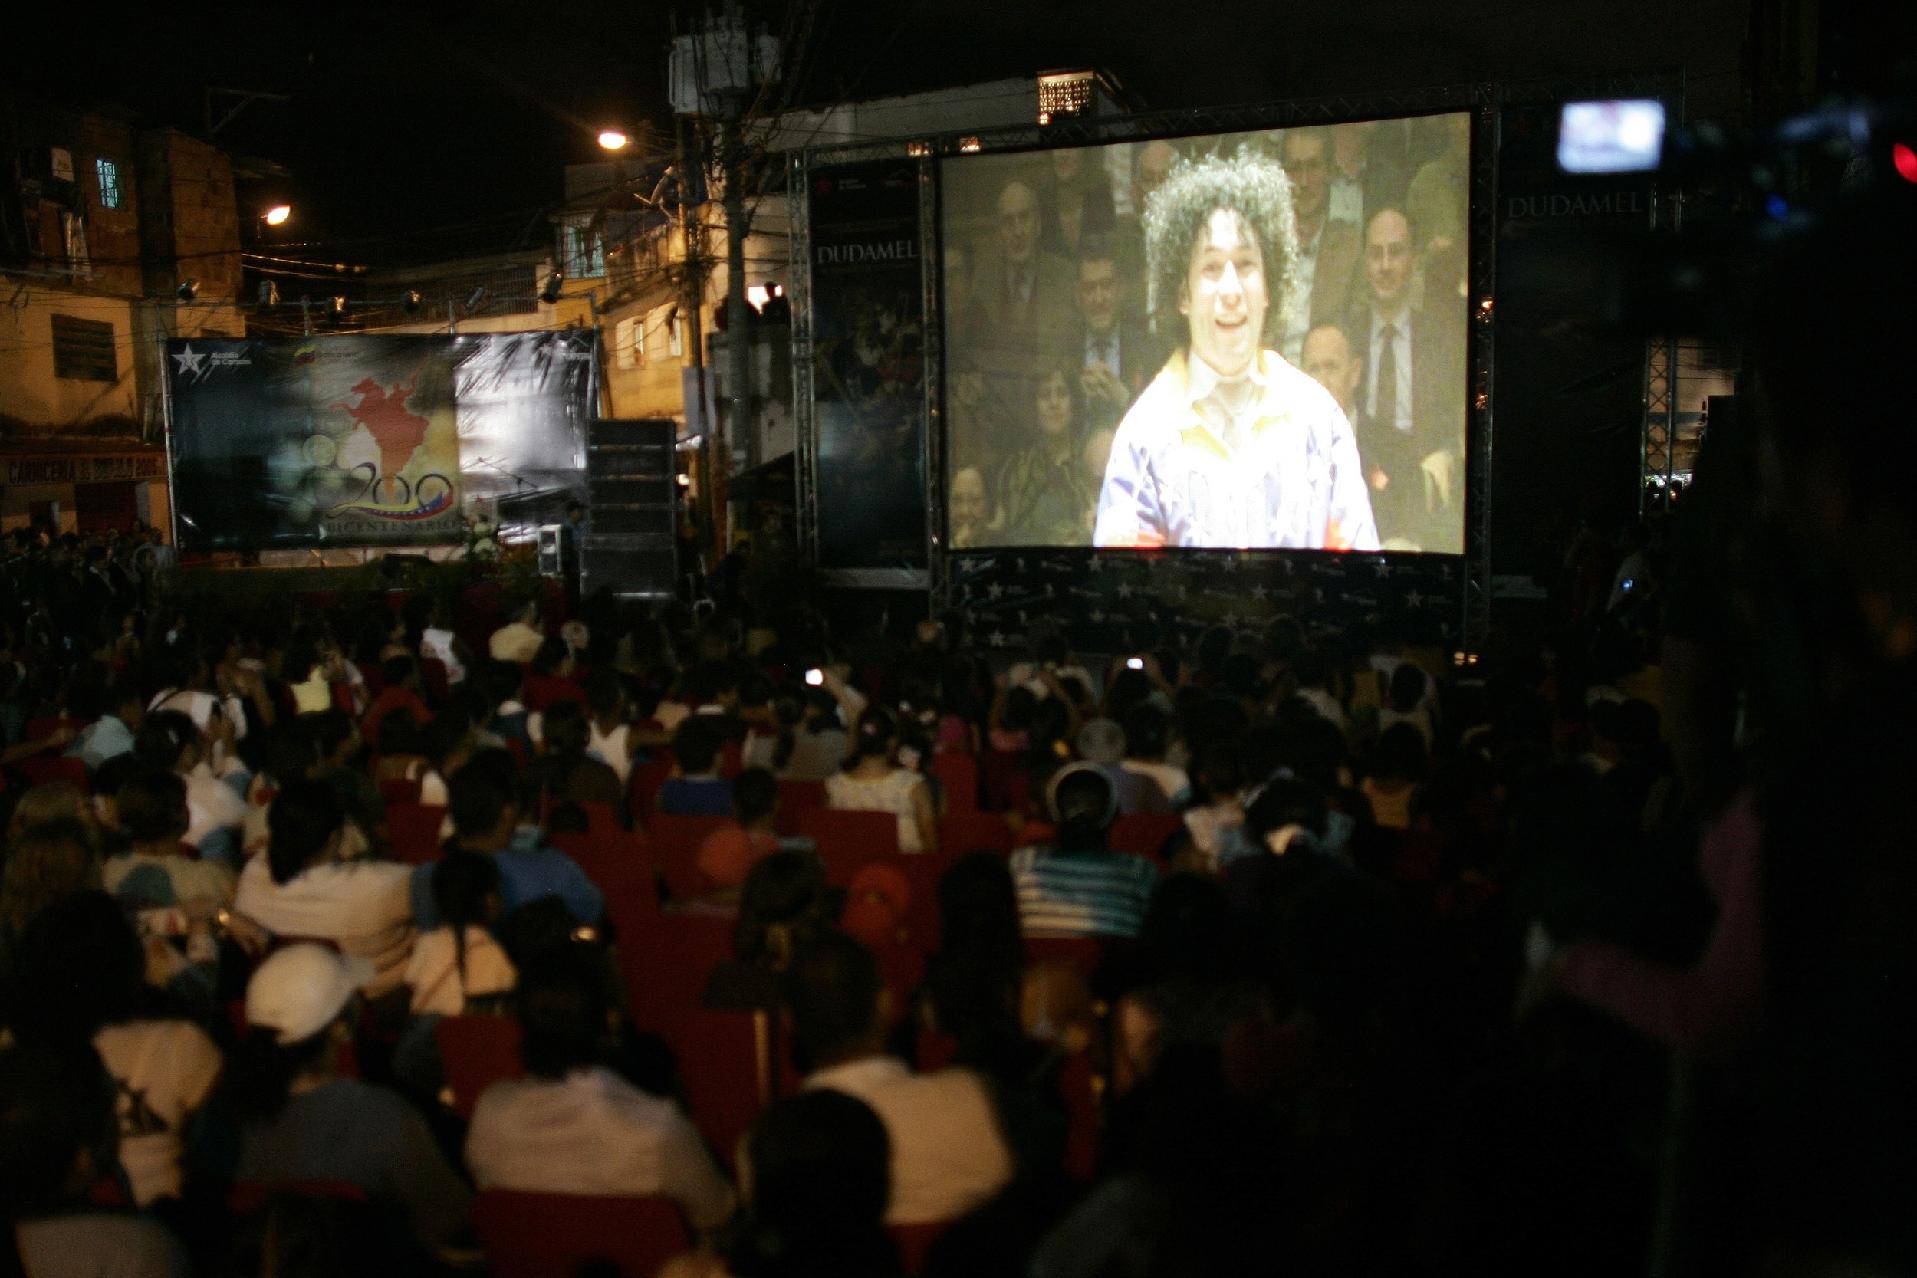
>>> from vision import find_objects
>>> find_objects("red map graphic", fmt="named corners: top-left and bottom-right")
top-left (337, 374), bottom-right (429, 504)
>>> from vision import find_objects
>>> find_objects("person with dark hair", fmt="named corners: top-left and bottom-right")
top-left (1180, 740), bottom-right (1249, 871)
top-left (1379, 660), bottom-right (1435, 748)
top-left (234, 779), bottom-right (416, 995)
top-left (996, 361), bottom-right (1101, 547)
top-left (789, 931), bottom-right (1012, 1225)
top-left (528, 699), bottom-right (625, 819)
top-left (1074, 717), bottom-right (1169, 815)
top-left (1010, 764), bottom-right (1158, 939)
top-left (102, 769), bottom-right (235, 932)
top-left (582, 667), bottom-right (639, 787)
top-left (66, 673), bottom-right (145, 773)
top-left (1093, 149), bottom-right (1378, 551)
top-left (464, 947), bottom-right (735, 1227)
top-left (1360, 722), bottom-right (1428, 831)
top-left (0, 819), bottom-right (101, 954)
top-left (9, 892), bottom-right (224, 1209)
top-left (232, 944), bottom-right (470, 1247)
top-left (658, 716), bottom-right (734, 816)
top-left (362, 654), bottom-right (432, 754)
top-left (0, 1040), bottom-right (194, 1277)
top-left (134, 707), bottom-right (246, 866)
top-left (702, 851), bottom-right (837, 1013)
top-left (408, 749), bottom-right (602, 931)
top-left (696, 766), bottom-right (786, 895)
top-left (826, 708), bottom-right (937, 854)
top-left (660, 1090), bottom-right (897, 1278)
top-left (402, 850), bottom-right (514, 1018)
top-left (1069, 234), bottom-right (1160, 435)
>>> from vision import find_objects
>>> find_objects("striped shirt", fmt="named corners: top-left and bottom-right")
top-left (1009, 845), bottom-right (1158, 939)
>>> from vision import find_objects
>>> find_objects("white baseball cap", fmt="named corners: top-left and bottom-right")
top-left (245, 944), bottom-right (375, 1044)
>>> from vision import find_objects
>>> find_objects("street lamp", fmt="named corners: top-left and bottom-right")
top-left (263, 204), bottom-right (292, 226)
top-left (597, 130), bottom-right (630, 152)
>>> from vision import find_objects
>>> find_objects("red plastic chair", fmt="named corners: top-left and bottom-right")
top-left (471, 1190), bottom-right (690, 1278)
top-left (435, 1015), bottom-right (524, 1121)
top-left (646, 813), bottom-right (735, 902)
top-left (1109, 812), bottom-right (1185, 864)
top-left (719, 741), bottom-right (743, 779)
top-left (22, 715), bottom-right (83, 743)
top-left (774, 779), bottom-right (827, 833)
top-left (938, 811), bottom-right (1015, 857)
top-left (377, 776), bottom-right (423, 806)
top-left (891, 1220), bottom-right (958, 1276)
top-left (668, 1007), bottom-right (774, 1171)
top-left (549, 829), bottom-right (659, 930)
top-left (628, 752), bottom-right (676, 816)
top-left (794, 809), bottom-right (899, 879)
top-left (16, 754), bottom-right (88, 792)
top-left (386, 802), bottom-right (448, 864)
top-left (977, 751), bottom-right (1027, 813)
top-left (1059, 1048), bottom-right (1101, 1181)
top-left (624, 911), bottom-right (735, 1039)
top-left (930, 752), bottom-right (979, 814)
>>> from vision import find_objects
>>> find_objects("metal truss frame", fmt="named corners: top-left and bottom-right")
top-left (786, 150), bottom-right (820, 567)
top-left (789, 72), bottom-right (1685, 629)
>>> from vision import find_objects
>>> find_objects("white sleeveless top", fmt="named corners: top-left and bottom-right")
top-left (587, 721), bottom-right (633, 786)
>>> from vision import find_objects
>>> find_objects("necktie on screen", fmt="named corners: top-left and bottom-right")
top-left (1377, 322), bottom-right (1399, 431)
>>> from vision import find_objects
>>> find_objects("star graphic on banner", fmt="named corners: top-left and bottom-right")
top-left (1222, 611), bottom-right (1240, 628)
top-left (1373, 561), bottom-right (1392, 579)
top-left (988, 631), bottom-right (1007, 648)
top-left (1088, 557), bottom-right (1104, 573)
top-left (1280, 559), bottom-right (1296, 575)
top-left (1405, 590), bottom-right (1424, 609)
top-left (1116, 583), bottom-right (1133, 599)
top-left (171, 344), bottom-right (207, 376)
top-left (1313, 587), bottom-right (1326, 603)
top-left (1014, 557), bottom-right (1027, 574)
top-left (1250, 583), bottom-right (1268, 600)
top-left (987, 583), bottom-right (1004, 600)
top-left (1089, 608), bottom-right (1105, 624)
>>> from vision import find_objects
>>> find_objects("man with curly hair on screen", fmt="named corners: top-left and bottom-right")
top-left (1092, 149), bottom-right (1379, 551)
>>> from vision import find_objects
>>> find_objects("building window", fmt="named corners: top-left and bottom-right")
top-left (51, 314), bottom-right (117, 382)
top-left (614, 315), bottom-right (645, 370)
top-left (95, 158), bottom-right (125, 210)
top-left (559, 216), bottom-right (606, 279)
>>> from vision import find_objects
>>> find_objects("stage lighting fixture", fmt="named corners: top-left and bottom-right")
top-left (175, 280), bottom-right (199, 302)
top-left (539, 271), bottom-right (565, 304)
top-left (906, 140), bottom-right (932, 158)
top-left (403, 289), bottom-right (423, 313)
top-left (465, 286), bottom-right (488, 312)
top-left (598, 129), bottom-right (630, 152)
top-left (958, 136), bottom-right (982, 153)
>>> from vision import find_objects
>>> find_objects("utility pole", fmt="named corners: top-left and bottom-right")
top-left (670, 4), bottom-right (779, 544)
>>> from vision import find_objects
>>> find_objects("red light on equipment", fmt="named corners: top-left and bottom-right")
top-left (1893, 142), bottom-right (1917, 185)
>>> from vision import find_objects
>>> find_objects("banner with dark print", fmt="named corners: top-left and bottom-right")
top-left (808, 160), bottom-right (928, 569)
top-left (167, 333), bottom-right (593, 550)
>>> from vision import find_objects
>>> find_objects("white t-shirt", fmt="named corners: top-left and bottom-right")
top-left (825, 769), bottom-right (927, 853)
top-left (587, 721), bottom-right (634, 786)
top-left (421, 627), bottom-right (465, 685)
top-left (234, 856), bottom-right (416, 996)
top-left (182, 765), bottom-right (247, 851)
top-left (488, 621), bottom-right (546, 664)
top-left (465, 1068), bottom-right (735, 1230)
top-left (403, 926), bottom-right (517, 1017)
top-left (93, 1019), bottom-right (224, 1206)
top-left (805, 1056), bottom-right (1013, 1225)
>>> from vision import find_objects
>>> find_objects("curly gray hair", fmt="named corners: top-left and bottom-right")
top-left (1143, 147), bottom-right (1300, 350)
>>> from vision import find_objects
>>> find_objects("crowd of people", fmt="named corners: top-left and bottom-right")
top-left (2, 176), bottom-right (1915, 1277)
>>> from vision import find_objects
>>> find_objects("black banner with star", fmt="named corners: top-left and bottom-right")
top-left (808, 161), bottom-right (929, 570)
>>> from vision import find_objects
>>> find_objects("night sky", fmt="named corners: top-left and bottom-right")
top-left (16, 0), bottom-right (1859, 266)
